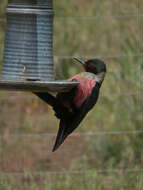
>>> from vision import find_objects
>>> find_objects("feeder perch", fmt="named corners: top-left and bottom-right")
top-left (0, 0), bottom-right (78, 92)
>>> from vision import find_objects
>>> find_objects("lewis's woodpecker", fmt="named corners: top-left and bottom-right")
top-left (34, 58), bottom-right (106, 152)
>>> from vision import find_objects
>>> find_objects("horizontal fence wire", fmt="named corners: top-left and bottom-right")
top-left (2, 168), bottom-right (143, 176)
top-left (0, 14), bottom-right (143, 23)
top-left (0, 90), bottom-right (142, 101)
top-left (0, 52), bottom-right (142, 60)
top-left (55, 54), bottom-right (143, 59)
top-left (1, 130), bottom-right (143, 138)
top-left (0, 54), bottom-right (142, 61)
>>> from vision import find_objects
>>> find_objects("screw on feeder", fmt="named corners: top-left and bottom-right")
top-left (23, 65), bottom-right (26, 73)
top-left (0, 0), bottom-right (78, 92)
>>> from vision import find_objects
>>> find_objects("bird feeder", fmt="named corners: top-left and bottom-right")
top-left (0, 0), bottom-right (78, 92)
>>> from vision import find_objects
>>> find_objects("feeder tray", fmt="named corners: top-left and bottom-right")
top-left (0, 0), bottom-right (78, 92)
top-left (0, 80), bottom-right (78, 92)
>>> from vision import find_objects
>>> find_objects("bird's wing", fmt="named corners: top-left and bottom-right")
top-left (52, 78), bottom-right (100, 151)
top-left (56, 74), bottom-right (96, 112)
top-left (34, 92), bottom-right (57, 107)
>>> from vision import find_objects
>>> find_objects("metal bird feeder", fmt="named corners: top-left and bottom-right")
top-left (0, 0), bottom-right (78, 92)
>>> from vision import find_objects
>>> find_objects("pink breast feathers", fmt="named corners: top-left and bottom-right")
top-left (68, 75), bottom-right (96, 108)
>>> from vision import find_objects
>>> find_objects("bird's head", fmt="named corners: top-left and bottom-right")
top-left (74, 58), bottom-right (106, 74)
top-left (74, 58), bottom-right (106, 83)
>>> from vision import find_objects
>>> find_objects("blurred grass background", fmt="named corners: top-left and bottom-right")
top-left (0, 0), bottom-right (143, 189)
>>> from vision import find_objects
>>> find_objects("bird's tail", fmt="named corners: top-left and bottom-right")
top-left (52, 108), bottom-right (89, 152)
top-left (52, 119), bottom-right (68, 152)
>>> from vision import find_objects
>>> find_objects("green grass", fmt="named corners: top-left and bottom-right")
top-left (1, 171), bottom-right (143, 190)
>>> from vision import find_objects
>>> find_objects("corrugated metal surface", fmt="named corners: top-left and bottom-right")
top-left (8, 0), bottom-right (53, 8)
top-left (2, 0), bottom-right (54, 81)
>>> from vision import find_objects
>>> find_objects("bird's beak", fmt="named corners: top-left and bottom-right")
top-left (73, 57), bottom-right (85, 65)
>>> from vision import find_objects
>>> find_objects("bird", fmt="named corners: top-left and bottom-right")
top-left (34, 58), bottom-right (106, 152)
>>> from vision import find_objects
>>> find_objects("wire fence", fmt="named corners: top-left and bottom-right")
top-left (1, 131), bottom-right (143, 177)
top-left (0, 14), bottom-right (143, 21)
top-left (1, 14), bottom-right (143, 59)
top-left (0, 90), bottom-right (142, 101)
top-left (1, 129), bottom-right (143, 138)
top-left (2, 168), bottom-right (143, 176)
top-left (0, 1), bottom-right (143, 182)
